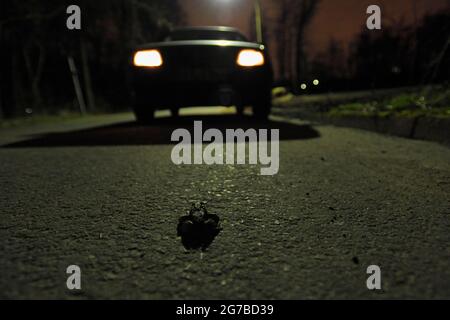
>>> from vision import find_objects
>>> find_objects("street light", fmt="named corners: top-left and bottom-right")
top-left (253, 0), bottom-right (263, 43)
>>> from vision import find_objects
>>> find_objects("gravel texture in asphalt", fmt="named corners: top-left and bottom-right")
top-left (1, 113), bottom-right (449, 299)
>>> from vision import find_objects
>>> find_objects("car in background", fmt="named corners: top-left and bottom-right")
top-left (130, 26), bottom-right (274, 123)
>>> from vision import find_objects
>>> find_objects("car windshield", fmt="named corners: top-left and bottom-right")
top-left (167, 29), bottom-right (248, 42)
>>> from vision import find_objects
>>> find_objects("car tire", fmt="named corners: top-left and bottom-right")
top-left (171, 108), bottom-right (180, 118)
top-left (132, 92), bottom-right (155, 125)
top-left (236, 104), bottom-right (245, 116)
top-left (134, 108), bottom-right (155, 125)
top-left (253, 90), bottom-right (272, 120)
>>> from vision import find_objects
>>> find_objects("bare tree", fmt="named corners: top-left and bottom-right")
top-left (1, 0), bottom-right (183, 118)
top-left (291, 0), bottom-right (320, 90)
top-left (23, 39), bottom-right (46, 108)
top-left (276, 0), bottom-right (291, 82)
top-left (1, 2), bottom-right (64, 112)
top-left (275, 0), bottom-right (319, 88)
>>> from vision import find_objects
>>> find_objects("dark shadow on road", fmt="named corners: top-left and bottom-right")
top-left (4, 114), bottom-right (320, 148)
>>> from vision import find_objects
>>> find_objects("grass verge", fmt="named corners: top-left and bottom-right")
top-left (328, 86), bottom-right (450, 119)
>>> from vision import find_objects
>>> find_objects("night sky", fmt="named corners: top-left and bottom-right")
top-left (182, 0), bottom-right (449, 58)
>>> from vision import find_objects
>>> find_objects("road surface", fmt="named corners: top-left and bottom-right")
top-left (0, 108), bottom-right (449, 299)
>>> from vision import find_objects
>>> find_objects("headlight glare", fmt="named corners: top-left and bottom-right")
top-left (237, 49), bottom-right (265, 67)
top-left (133, 50), bottom-right (163, 68)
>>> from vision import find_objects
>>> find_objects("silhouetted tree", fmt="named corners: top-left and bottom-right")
top-left (414, 11), bottom-right (450, 84)
top-left (347, 9), bottom-right (449, 90)
top-left (309, 39), bottom-right (349, 91)
top-left (0, 0), bottom-right (183, 118)
top-left (274, 0), bottom-right (319, 90)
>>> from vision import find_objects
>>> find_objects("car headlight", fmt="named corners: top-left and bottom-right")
top-left (133, 50), bottom-right (163, 68)
top-left (237, 49), bottom-right (265, 67)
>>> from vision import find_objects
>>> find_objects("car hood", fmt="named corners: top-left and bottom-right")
top-left (136, 40), bottom-right (265, 51)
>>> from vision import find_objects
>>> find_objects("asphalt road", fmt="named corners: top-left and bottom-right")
top-left (1, 108), bottom-right (449, 299)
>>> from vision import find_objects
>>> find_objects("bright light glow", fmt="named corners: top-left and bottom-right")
top-left (313, 79), bottom-right (319, 86)
top-left (133, 50), bottom-right (163, 67)
top-left (237, 49), bottom-right (265, 67)
top-left (217, 40), bottom-right (231, 47)
top-left (301, 84), bottom-right (307, 90)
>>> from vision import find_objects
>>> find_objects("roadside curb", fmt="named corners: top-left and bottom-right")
top-left (325, 115), bottom-right (450, 146)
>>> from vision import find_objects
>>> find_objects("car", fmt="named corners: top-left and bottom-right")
top-left (130, 26), bottom-right (274, 124)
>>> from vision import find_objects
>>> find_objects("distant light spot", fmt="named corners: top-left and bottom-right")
top-left (392, 66), bottom-right (401, 74)
top-left (300, 84), bottom-right (307, 90)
